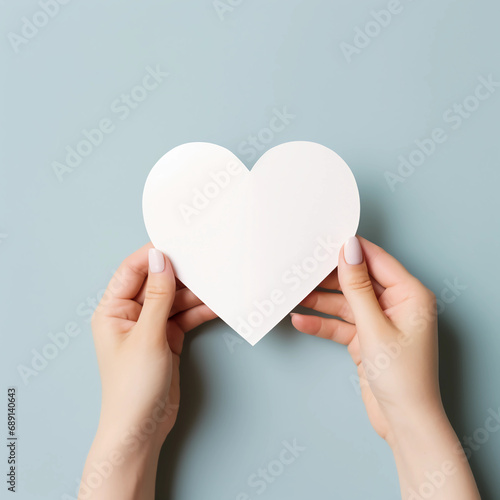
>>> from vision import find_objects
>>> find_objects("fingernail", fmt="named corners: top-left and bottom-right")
top-left (149, 248), bottom-right (165, 273)
top-left (344, 236), bottom-right (363, 265)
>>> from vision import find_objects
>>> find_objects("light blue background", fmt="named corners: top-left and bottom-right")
top-left (1, 1), bottom-right (499, 499)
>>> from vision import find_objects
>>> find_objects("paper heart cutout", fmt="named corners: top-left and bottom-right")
top-left (143, 141), bottom-right (360, 345)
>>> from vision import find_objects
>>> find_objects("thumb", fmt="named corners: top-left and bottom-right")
top-left (338, 236), bottom-right (387, 332)
top-left (139, 248), bottom-right (176, 333)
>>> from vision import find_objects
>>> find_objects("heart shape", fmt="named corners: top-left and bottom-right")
top-left (143, 141), bottom-right (360, 345)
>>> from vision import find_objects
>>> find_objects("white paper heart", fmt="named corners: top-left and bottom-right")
top-left (143, 141), bottom-right (360, 345)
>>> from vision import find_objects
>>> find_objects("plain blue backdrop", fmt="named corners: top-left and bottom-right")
top-left (1, 1), bottom-right (499, 499)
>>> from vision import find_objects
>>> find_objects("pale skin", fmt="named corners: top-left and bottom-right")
top-left (293, 236), bottom-right (480, 499)
top-left (80, 237), bottom-right (480, 500)
top-left (80, 243), bottom-right (216, 499)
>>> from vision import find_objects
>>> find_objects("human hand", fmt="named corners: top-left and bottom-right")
top-left (292, 236), bottom-right (479, 499)
top-left (79, 243), bottom-right (216, 500)
top-left (292, 236), bottom-right (440, 441)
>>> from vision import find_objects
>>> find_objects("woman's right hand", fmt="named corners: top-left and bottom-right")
top-left (292, 236), bottom-right (480, 500)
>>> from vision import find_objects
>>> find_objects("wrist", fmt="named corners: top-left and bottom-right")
top-left (384, 401), bottom-right (450, 451)
top-left (382, 404), bottom-right (480, 499)
top-left (80, 428), bottom-right (161, 500)
top-left (93, 422), bottom-right (164, 461)
top-left (385, 402), bottom-right (467, 474)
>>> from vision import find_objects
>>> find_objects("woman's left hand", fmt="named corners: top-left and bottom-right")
top-left (80, 243), bottom-right (216, 500)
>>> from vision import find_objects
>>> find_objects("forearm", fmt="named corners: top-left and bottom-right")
top-left (79, 426), bottom-right (161, 500)
top-left (388, 406), bottom-right (480, 500)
